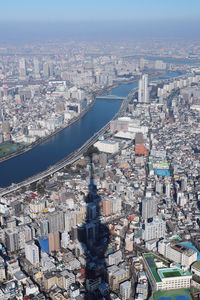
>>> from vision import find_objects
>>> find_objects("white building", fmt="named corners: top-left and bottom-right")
top-left (61, 232), bottom-right (70, 249)
top-left (108, 250), bottom-right (122, 266)
top-left (143, 216), bottom-right (166, 241)
top-left (0, 258), bottom-right (6, 282)
top-left (142, 197), bottom-right (157, 220)
top-left (138, 74), bottom-right (149, 103)
top-left (143, 253), bottom-right (192, 291)
top-left (25, 241), bottom-right (39, 266)
top-left (94, 140), bottom-right (119, 154)
top-left (120, 280), bottom-right (131, 300)
top-left (61, 270), bottom-right (75, 290)
top-left (158, 240), bottom-right (197, 269)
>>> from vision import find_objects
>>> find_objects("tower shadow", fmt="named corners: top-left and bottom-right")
top-left (77, 154), bottom-right (111, 300)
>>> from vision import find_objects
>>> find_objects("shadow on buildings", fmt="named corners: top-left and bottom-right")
top-left (77, 155), bottom-right (111, 299)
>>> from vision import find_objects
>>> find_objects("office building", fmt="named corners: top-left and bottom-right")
top-left (33, 58), bottom-right (40, 79)
top-left (19, 58), bottom-right (26, 80)
top-left (48, 232), bottom-right (61, 253)
top-left (142, 197), bottom-right (157, 220)
top-left (5, 228), bottom-right (19, 253)
top-left (48, 211), bottom-right (64, 233)
top-left (64, 212), bottom-right (77, 232)
top-left (43, 62), bottom-right (50, 78)
top-left (143, 216), bottom-right (166, 241)
top-left (39, 235), bottom-right (49, 254)
top-left (102, 199), bottom-right (112, 216)
top-left (25, 241), bottom-right (39, 266)
top-left (40, 220), bottom-right (49, 236)
top-left (61, 231), bottom-right (70, 248)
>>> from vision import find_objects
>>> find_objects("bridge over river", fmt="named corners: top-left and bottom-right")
top-left (96, 95), bottom-right (125, 100)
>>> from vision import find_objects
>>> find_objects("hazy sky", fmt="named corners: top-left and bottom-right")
top-left (1, 0), bottom-right (200, 22)
top-left (0, 1), bottom-right (200, 43)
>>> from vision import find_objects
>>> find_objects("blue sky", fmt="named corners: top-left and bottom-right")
top-left (1, 0), bottom-right (200, 22)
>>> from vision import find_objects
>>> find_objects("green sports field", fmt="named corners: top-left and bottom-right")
top-left (162, 271), bottom-right (181, 278)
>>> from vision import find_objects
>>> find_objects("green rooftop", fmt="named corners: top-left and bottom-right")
top-left (143, 253), bottom-right (162, 282)
top-left (143, 253), bottom-right (191, 284)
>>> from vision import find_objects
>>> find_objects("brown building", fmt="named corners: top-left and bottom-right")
top-left (135, 133), bottom-right (148, 156)
top-left (43, 272), bottom-right (57, 290)
top-left (48, 233), bottom-right (60, 253)
top-left (102, 199), bottom-right (112, 216)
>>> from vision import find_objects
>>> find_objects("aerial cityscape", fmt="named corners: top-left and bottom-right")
top-left (0, 1), bottom-right (200, 300)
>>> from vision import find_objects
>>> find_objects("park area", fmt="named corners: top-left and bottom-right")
top-left (0, 142), bottom-right (23, 158)
top-left (154, 289), bottom-right (192, 300)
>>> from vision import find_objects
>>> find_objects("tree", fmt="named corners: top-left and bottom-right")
top-left (84, 145), bottom-right (99, 157)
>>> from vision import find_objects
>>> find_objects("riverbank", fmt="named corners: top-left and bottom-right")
top-left (0, 70), bottom-right (183, 189)
top-left (0, 84), bottom-right (119, 164)
top-left (0, 70), bottom-right (173, 164)
top-left (0, 97), bottom-right (98, 164)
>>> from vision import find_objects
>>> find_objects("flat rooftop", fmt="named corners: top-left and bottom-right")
top-left (143, 253), bottom-right (191, 284)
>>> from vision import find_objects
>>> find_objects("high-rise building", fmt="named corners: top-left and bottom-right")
top-left (33, 58), bottom-right (40, 79)
top-left (48, 232), bottom-right (60, 253)
top-left (102, 199), bottom-right (112, 216)
top-left (43, 62), bottom-right (50, 78)
top-left (61, 231), bottom-right (70, 248)
top-left (142, 197), bottom-right (157, 220)
top-left (111, 198), bottom-right (121, 214)
top-left (40, 220), bottom-right (49, 236)
top-left (25, 241), bottom-right (39, 266)
top-left (64, 212), bottom-right (77, 232)
top-left (39, 235), bottom-right (49, 254)
top-left (5, 228), bottom-right (19, 253)
top-left (120, 280), bottom-right (131, 300)
top-left (138, 74), bottom-right (149, 103)
top-left (19, 58), bottom-right (26, 80)
top-left (143, 216), bottom-right (166, 241)
top-left (48, 211), bottom-right (64, 233)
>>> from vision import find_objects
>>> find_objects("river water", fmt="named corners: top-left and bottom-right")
top-left (0, 71), bottom-right (179, 187)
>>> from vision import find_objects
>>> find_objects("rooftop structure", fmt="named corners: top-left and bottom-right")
top-left (143, 253), bottom-right (192, 291)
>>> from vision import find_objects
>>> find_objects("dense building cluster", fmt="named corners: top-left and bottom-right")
top-left (0, 41), bottom-right (200, 299)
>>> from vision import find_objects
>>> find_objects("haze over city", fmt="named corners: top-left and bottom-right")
top-left (0, 0), bottom-right (200, 42)
top-left (0, 1), bottom-right (200, 300)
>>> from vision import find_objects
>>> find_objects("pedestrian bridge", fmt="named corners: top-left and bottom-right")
top-left (97, 95), bottom-right (125, 100)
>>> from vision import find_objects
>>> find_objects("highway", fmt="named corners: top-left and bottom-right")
top-left (0, 88), bottom-right (137, 197)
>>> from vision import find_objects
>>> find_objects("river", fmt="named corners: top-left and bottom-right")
top-left (0, 71), bottom-right (179, 187)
